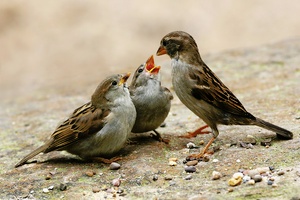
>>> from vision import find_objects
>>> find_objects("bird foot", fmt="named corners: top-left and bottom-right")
top-left (178, 125), bottom-right (210, 138)
top-left (151, 130), bottom-right (170, 144)
top-left (92, 156), bottom-right (122, 164)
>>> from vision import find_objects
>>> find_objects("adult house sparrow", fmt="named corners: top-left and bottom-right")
top-left (156, 31), bottom-right (293, 160)
top-left (15, 73), bottom-right (136, 167)
top-left (129, 55), bottom-right (173, 143)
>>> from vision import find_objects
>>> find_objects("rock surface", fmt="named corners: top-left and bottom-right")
top-left (0, 38), bottom-right (300, 199)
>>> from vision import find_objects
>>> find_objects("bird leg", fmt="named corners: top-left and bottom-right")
top-left (179, 125), bottom-right (210, 138)
top-left (186, 137), bottom-right (215, 161)
top-left (150, 130), bottom-right (170, 144)
top-left (92, 156), bottom-right (122, 164)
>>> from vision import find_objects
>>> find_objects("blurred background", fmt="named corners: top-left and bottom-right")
top-left (1, 0), bottom-right (299, 101)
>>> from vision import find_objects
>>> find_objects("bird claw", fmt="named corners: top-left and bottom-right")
top-left (178, 125), bottom-right (210, 138)
top-left (151, 130), bottom-right (170, 144)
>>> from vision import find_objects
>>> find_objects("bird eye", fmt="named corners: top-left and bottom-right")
top-left (162, 39), bottom-right (168, 46)
top-left (112, 80), bottom-right (118, 86)
top-left (138, 68), bottom-right (143, 73)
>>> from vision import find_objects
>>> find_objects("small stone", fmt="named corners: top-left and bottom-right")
top-left (199, 140), bottom-right (205, 145)
top-left (169, 181), bottom-right (176, 186)
top-left (236, 159), bottom-right (241, 163)
top-left (228, 177), bottom-right (242, 186)
top-left (184, 166), bottom-right (196, 173)
top-left (247, 169), bottom-right (260, 178)
top-left (169, 157), bottom-right (178, 162)
top-left (164, 176), bottom-right (173, 181)
top-left (233, 172), bottom-right (244, 180)
top-left (85, 170), bottom-right (95, 177)
top-left (277, 170), bottom-right (285, 176)
top-left (42, 188), bottom-right (49, 193)
top-left (112, 178), bottom-right (121, 187)
top-left (203, 155), bottom-right (210, 162)
top-left (296, 170), bottom-right (300, 177)
top-left (48, 185), bottom-right (54, 190)
top-left (212, 171), bottom-right (222, 180)
top-left (253, 174), bottom-right (262, 182)
top-left (247, 179), bottom-right (255, 185)
top-left (269, 166), bottom-right (275, 171)
top-left (185, 175), bottom-right (193, 180)
top-left (186, 142), bottom-right (196, 149)
top-left (212, 159), bottom-right (219, 163)
top-left (59, 183), bottom-right (67, 191)
top-left (257, 167), bottom-right (269, 174)
top-left (45, 174), bottom-right (52, 180)
top-left (153, 174), bottom-right (158, 181)
top-left (92, 187), bottom-right (100, 193)
top-left (228, 188), bottom-right (234, 192)
top-left (243, 175), bottom-right (251, 183)
top-left (269, 177), bottom-right (275, 181)
top-left (272, 183), bottom-right (278, 188)
top-left (186, 160), bottom-right (198, 166)
top-left (110, 162), bottom-right (121, 170)
top-left (267, 180), bottom-right (273, 185)
top-left (169, 161), bottom-right (177, 166)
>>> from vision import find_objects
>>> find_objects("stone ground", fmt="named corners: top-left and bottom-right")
top-left (0, 38), bottom-right (299, 200)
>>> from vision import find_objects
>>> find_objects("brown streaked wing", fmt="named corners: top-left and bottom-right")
top-left (189, 65), bottom-right (254, 118)
top-left (44, 102), bottom-right (110, 152)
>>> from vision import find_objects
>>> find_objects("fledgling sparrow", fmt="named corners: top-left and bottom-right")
top-left (156, 31), bottom-right (293, 160)
top-left (15, 73), bottom-right (136, 167)
top-left (129, 55), bottom-right (173, 143)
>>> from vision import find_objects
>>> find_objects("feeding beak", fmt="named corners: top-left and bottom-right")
top-left (145, 55), bottom-right (160, 74)
top-left (156, 45), bottom-right (167, 56)
top-left (119, 72), bottom-right (131, 86)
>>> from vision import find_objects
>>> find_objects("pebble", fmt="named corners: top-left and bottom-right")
top-left (169, 157), bottom-right (178, 162)
top-left (169, 161), bottom-right (177, 166)
top-left (199, 140), bottom-right (205, 145)
top-left (228, 188), bottom-right (234, 192)
top-left (45, 174), bottom-right (52, 180)
top-left (236, 159), bottom-right (241, 163)
top-left (186, 142), bottom-right (196, 149)
top-left (112, 178), bottom-right (121, 187)
top-left (247, 179), bottom-right (255, 185)
top-left (169, 181), bottom-right (176, 186)
top-left (232, 172), bottom-right (244, 180)
top-left (277, 170), bottom-right (285, 176)
top-left (267, 180), bottom-right (274, 185)
top-left (85, 170), bottom-right (95, 177)
top-left (164, 176), bottom-right (173, 180)
top-left (269, 166), bottom-right (275, 171)
top-left (257, 167), bottom-right (269, 174)
top-left (203, 155), bottom-right (210, 162)
top-left (253, 174), bottom-right (262, 182)
top-left (228, 177), bottom-right (242, 186)
top-left (247, 169), bottom-right (260, 178)
top-left (59, 183), bottom-right (67, 191)
top-left (212, 171), bottom-right (222, 180)
top-left (153, 174), bottom-right (158, 181)
top-left (110, 162), bottom-right (121, 170)
top-left (186, 160), bottom-right (198, 166)
top-left (184, 166), bottom-right (196, 173)
top-left (185, 175), bottom-right (193, 180)
top-left (92, 187), bottom-right (100, 193)
top-left (272, 183), bottom-right (278, 188)
top-left (42, 188), bottom-right (49, 193)
top-left (242, 175), bottom-right (251, 183)
top-left (48, 185), bottom-right (54, 190)
top-left (212, 159), bottom-right (219, 163)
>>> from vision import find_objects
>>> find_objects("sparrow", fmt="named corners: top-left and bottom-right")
top-left (15, 73), bottom-right (136, 167)
top-left (129, 55), bottom-right (173, 143)
top-left (156, 31), bottom-right (293, 160)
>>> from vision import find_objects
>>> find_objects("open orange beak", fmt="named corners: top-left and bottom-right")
top-left (145, 55), bottom-right (160, 74)
top-left (156, 45), bottom-right (167, 56)
top-left (118, 72), bottom-right (131, 86)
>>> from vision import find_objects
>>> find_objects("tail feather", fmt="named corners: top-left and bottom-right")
top-left (254, 117), bottom-right (293, 140)
top-left (15, 144), bottom-right (48, 168)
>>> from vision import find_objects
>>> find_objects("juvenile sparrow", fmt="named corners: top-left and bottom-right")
top-left (15, 73), bottom-right (136, 167)
top-left (156, 31), bottom-right (293, 160)
top-left (129, 55), bottom-right (173, 143)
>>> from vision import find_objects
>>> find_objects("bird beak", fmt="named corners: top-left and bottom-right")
top-left (156, 45), bottom-right (167, 56)
top-left (119, 72), bottom-right (131, 86)
top-left (145, 55), bottom-right (161, 74)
